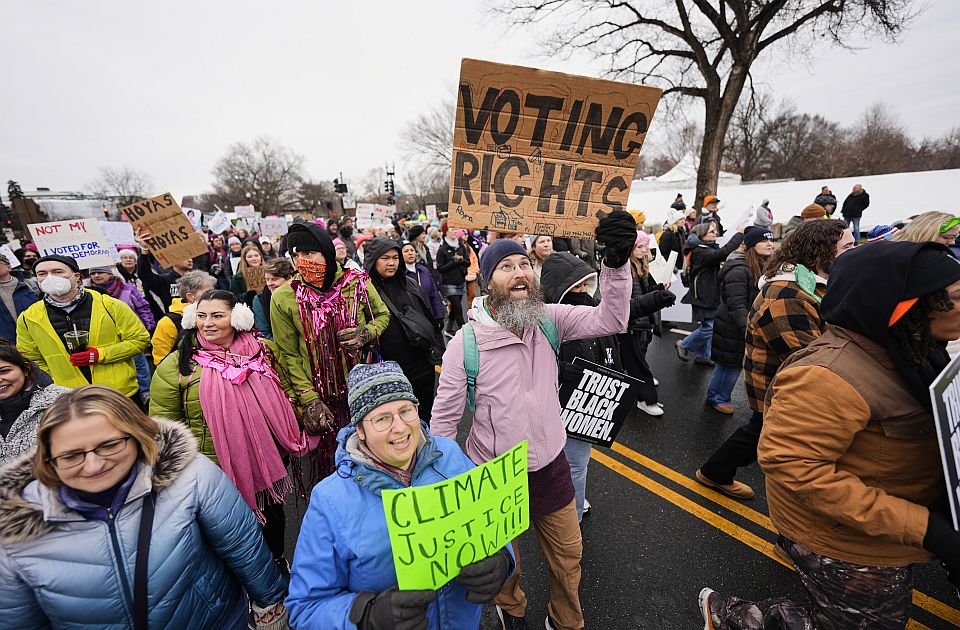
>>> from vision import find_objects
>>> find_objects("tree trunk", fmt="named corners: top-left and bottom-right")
top-left (695, 65), bottom-right (751, 216)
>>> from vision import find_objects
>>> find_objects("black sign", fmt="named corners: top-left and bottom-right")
top-left (930, 355), bottom-right (960, 530)
top-left (559, 358), bottom-right (642, 447)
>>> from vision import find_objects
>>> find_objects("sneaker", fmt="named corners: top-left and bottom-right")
top-left (709, 403), bottom-right (735, 415)
top-left (496, 606), bottom-right (528, 629)
top-left (694, 356), bottom-right (716, 366)
top-left (698, 588), bottom-right (718, 630)
top-left (653, 377), bottom-right (659, 386)
top-left (582, 498), bottom-right (592, 517)
top-left (637, 401), bottom-right (664, 416)
top-left (675, 340), bottom-right (690, 362)
top-left (773, 539), bottom-right (792, 566)
top-left (695, 469), bottom-right (755, 500)
top-left (545, 616), bottom-right (559, 630)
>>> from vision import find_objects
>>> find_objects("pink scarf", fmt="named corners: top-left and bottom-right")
top-left (195, 331), bottom-right (321, 522)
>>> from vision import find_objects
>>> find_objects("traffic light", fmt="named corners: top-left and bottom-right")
top-left (333, 178), bottom-right (348, 194)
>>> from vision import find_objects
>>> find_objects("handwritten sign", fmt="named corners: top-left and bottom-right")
top-left (207, 211), bottom-right (232, 234)
top-left (382, 441), bottom-right (529, 590)
top-left (0, 245), bottom-right (20, 268)
top-left (930, 355), bottom-right (960, 530)
top-left (119, 193), bottom-right (208, 269)
top-left (243, 266), bottom-right (266, 293)
top-left (259, 218), bottom-right (289, 237)
top-left (99, 221), bottom-right (136, 250)
top-left (356, 203), bottom-right (394, 231)
top-left (234, 205), bottom-right (256, 218)
top-left (559, 358), bottom-right (641, 447)
top-left (28, 220), bottom-right (115, 269)
top-left (447, 59), bottom-right (661, 238)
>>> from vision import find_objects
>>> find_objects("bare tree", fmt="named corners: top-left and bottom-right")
top-left (210, 136), bottom-right (305, 214)
top-left (400, 100), bottom-right (455, 178)
top-left (495, 0), bottom-right (914, 208)
top-left (87, 167), bottom-right (153, 206)
top-left (296, 179), bottom-right (336, 214)
top-left (357, 167), bottom-right (388, 204)
top-left (723, 91), bottom-right (776, 180)
top-left (846, 103), bottom-right (913, 175)
top-left (401, 166), bottom-right (449, 213)
top-left (913, 127), bottom-right (960, 172)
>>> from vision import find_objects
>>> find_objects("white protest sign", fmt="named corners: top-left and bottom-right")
top-left (230, 256), bottom-right (242, 275)
top-left (28, 219), bottom-right (115, 269)
top-left (356, 203), bottom-right (394, 231)
top-left (650, 250), bottom-right (677, 285)
top-left (234, 205), bottom-right (256, 218)
top-left (717, 206), bottom-right (755, 246)
top-left (207, 211), bottom-right (232, 234)
top-left (182, 207), bottom-right (203, 227)
top-left (260, 218), bottom-right (289, 237)
top-left (99, 221), bottom-right (136, 249)
top-left (0, 245), bottom-right (20, 268)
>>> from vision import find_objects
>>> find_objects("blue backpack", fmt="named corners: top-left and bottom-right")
top-left (461, 316), bottom-right (560, 412)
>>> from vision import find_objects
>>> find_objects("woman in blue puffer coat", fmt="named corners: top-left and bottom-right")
top-left (286, 361), bottom-right (514, 630)
top-left (0, 385), bottom-right (287, 629)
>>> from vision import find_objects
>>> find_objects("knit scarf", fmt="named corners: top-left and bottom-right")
top-left (294, 268), bottom-right (378, 473)
top-left (44, 286), bottom-right (86, 310)
top-left (194, 331), bottom-right (321, 523)
top-left (96, 277), bottom-right (126, 299)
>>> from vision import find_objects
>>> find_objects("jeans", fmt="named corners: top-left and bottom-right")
top-left (563, 437), bottom-right (593, 523)
top-left (846, 216), bottom-right (861, 242)
top-left (706, 362), bottom-right (742, 406)
top-left (682, 307), bottom-right (715, 359)
top-left (133, 353), bottom-right (151, 399)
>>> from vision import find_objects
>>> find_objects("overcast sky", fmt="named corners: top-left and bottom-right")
top-left (3, 0), bottom-right (956, 200)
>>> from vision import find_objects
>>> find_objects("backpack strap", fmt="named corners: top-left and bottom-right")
top-left (462, 324), bottom-right (479, 413)
top-left (538, 316), bottom-right (560, 354)
top-left (167, 312), bottom-right (183, 333)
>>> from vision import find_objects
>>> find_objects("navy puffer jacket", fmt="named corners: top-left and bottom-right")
top-left (0, 418), bottom-right (286, 628)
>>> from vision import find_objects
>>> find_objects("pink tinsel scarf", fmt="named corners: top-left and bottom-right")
top-left (195, 331), bottom-right (321, 523)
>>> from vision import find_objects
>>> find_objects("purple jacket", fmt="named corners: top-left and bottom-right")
top-left (117, 283), bottom-right (157, 331)
top-left (431, 262), bottom-right (631, 471)
top-left (404, 263), bottom-right (445, 321)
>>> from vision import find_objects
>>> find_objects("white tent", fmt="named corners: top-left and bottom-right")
top-left (628, 167), bottom-right (960, 230)
top-left (633, 154), bottom-right (742, 193)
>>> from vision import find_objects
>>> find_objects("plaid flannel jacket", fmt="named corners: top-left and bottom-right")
top-left (743, 279), bottom-right (827, 414)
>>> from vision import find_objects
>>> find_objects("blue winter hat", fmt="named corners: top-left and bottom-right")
top-left (480, 239), bottom-right (528, 282)
top-left (347, 361), bottom-right (419, 425)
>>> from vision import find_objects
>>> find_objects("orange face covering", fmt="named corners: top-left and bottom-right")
top-left (296, 257), bottom-right (327, 286)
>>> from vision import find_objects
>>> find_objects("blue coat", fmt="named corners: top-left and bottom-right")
top-left (405, 263), bottom-right (446, 321)
top-left (286, 425), bottom-right (514, 629)
top-left (253, 292), bottom-right (273, 340)
top-left (0, 279), bottom-right (38, 343)
top-left (0, 419), bottom-right (286, 629)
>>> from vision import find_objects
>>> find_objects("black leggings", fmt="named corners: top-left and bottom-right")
top-left (447, 295), bottom-right (465, 326)
top-left (261, 501), bottom-right (287, 560)
top-left (410, 372), bottom-right (437, 421)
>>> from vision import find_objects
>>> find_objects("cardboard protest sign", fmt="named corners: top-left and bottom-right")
top-left (243, 266), bottom-right (266, 293)
top-left (930, 355), bottom-right (960, 529)
top-left (0, 245), bottom-right (20, 268)
top-left (559, 358), bottom-right (642, 447)
top-left (259, 218), bottom-right (288, 237)
top-left (207, 211), bottom-right (232, 234)
top-left (28, 219), bottom-right (115, 269)
top-left (356, 203), bottom-right (394, 231)
top-left (119, 193), bottom-right (208, 269)
top-left (98, 221), bottom-right (136, 249)
top-left (447, 59), bottom-right (661, 239)
top-left (382, 441), bottom-right (529, 590)
top-left (234, 205), bottom-right (256, 218)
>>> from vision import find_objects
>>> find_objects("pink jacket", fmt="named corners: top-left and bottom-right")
top-left (431, 263), bottom-right (631, 471)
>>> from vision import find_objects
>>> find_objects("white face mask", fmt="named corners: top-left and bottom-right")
top-left (40, 275), bottom-right (74, 297)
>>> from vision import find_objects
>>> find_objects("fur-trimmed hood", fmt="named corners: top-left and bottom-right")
top-left (0, 417), bottom-right (197, 545)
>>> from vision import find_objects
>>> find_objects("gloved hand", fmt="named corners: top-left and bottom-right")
top-left (456, 547), bottom-right (512, 603)
top-left (923, 512), bottom-right (960, 590)
top-left (70, 348), bottom-right (100, 367)
top-left (653, 289), bottom-right (676, 309)
top-left (349, 587), bottom-right (436, 630)
top-left (338, 326), bottom-right (373, 350)
top-left (595, 210), bottom-right (637, 268)
top-left (300, 399), bottom-right (333, 434)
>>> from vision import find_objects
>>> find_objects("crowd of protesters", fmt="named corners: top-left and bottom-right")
top-left (0, 188), bottom-right (957, 630)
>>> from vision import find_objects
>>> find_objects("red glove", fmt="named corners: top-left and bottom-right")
top-left (70, 348), bottom-right (100, 367)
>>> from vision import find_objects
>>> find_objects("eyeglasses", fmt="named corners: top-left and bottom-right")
top-left (48, 435), bottom-right (132, 470)
top-left (365, 404), bottom-right (420, 432)
top-left (940, 217), bottom-right (960, 234)
top-left (498, 260), bottom-right (533, 274)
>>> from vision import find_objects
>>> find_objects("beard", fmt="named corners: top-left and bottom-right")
top-left (487, 277), bottom-right (546, 333)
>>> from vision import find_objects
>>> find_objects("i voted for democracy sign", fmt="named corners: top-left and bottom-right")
top-left (28, 219), bottom-right (115, 270)
top-left (382, 441), bottom-right (529, 591)
top-left (559, 358), bottom-right (642, 447)
top-left (119, 193), bottom-right (208, 269)
top-left (930, 354), bottom-right (960, 530)
top-left (447, 59), bottom-right (662, 239)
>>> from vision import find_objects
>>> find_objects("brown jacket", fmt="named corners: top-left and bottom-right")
top-left (758, 325), bottom-right (941, 566)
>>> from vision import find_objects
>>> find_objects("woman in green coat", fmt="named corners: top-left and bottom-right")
top-left (150, 289), bottom-right (320, 571)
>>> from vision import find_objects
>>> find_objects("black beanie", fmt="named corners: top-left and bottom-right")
top-left (285, 220), bottom-right (337, 289)
top-left (33, 254), bottom-right (80, 273)
top-left (408, 225), bottom-right (425, 241)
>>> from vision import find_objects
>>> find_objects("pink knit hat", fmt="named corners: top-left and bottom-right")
top-left (635, 230), bottom-right (650, 246)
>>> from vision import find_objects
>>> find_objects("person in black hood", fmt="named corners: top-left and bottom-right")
top-left (364, 237), bottom-right (443, 419)
top-left (700, 241), bottom-right (960, 630)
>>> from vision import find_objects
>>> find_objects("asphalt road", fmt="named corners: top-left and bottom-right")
top-left (285, 327), bottom-right (960, 629)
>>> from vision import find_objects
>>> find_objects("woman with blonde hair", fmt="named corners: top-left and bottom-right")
top-left (0, 385), bottom-right (287, 629)
top-left (231, 243), bottom-right (266, 305)
top-left (892, 211), bottom-right (959, 246)
top-left (528, 234), bottom-right (554, 280)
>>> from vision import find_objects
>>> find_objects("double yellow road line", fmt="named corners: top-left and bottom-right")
top-left (591, 442), bottom-right (960, 629)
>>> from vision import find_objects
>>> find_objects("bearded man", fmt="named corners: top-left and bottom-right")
top-left (270, 219), bottom-right (389, 474)
top-left (430, 211), bottom-right (638, 630)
